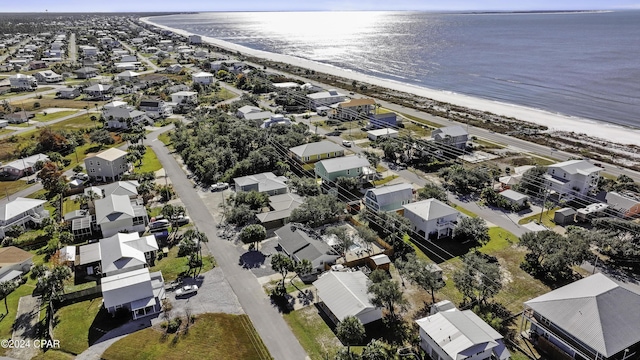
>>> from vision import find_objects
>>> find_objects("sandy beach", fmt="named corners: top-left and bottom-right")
top-left (141, 16), bottom-right (640, 146)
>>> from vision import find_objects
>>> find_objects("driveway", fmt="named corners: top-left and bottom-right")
top-left (169, 268), bottom-right (243, 317)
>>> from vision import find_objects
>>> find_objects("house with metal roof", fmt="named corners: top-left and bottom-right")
top-left (416, 304), bottom-right (510, 360)
top-left (498, 189), bottom-right (529, 207)
top-left (314, 156), bottom-right (374, 184)
top-left (84, 148), bottom-right (129, 183)
top-left (0, 197), bottom-right (49, 239)
top-left (402, 198), bottom-right (460, 239)
top-left (364, 183), bottom-right (414, 212)
top-left (192, 71), bottom-right (214, 85)
top-left (83, 83), bottom-right (112, 100)
top-left (275, 224), bottom-right (339, 273)
top-left (9, 73), bottom-right (37, 91)
top-left (0, 246), bottom-right (33, 283)
top-left (0, 153), bottom-right (49, 179)
top-left (605, 191), bottom-right (640, 218)
top-left (544, 160), bottom-right (601, 198)
top-left (521, 273), bottom-right (640, 360)
top-left (234, 172), bottom-right (288, 196)
top-left (289, 140), bottom-right (345, 164)
top-left (94, 195), bottom-right (148, 238)
top-left (313, 271), bottom-right (382, 325)
top-left (101, 267), bottom-right (165, 320)
top-left (84, 180), bottom-right (139, 200)
top-left (236, 105), bottom-right (262, 119)
top-left (431, 125), bottom-right (469, 150)
top-left (307, 90), bottom-right (346, 110)
top-left (74, 67), bottom-right (99, 79)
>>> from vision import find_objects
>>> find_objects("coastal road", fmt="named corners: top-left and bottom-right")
top-left (68, 32), bottom-right (77, 63)
top-left (119, 40), bottom-right (159, 72)
top-left (146, 130), bottom-right (308, 360)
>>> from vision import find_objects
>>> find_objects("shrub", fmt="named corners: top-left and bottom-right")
top-left (167, 317), bottom-right (182, 333)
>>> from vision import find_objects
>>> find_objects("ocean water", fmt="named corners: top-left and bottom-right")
top-left (150, 11), bottom-right (640, 129)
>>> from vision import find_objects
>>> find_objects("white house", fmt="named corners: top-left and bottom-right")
top-left (329, 98), bottom-right (375, 120)
top-left (544, 160), bottom-right (601, 198)
top-left (367, 128), bottom-right (399, 141)
top-left (314, 156), bottom-right (375, 184)
top-left (101, 267), bottom-right (165, 320)
top-left (84, 147), bottom-right (129, 183)
top-left (0, 153), bottom-right (49, 179)
top-left (94, 194), bottom-right (148, 238)
top-left (192, 71), bottom-right (214, 85)
top-left (115, 70), bottom-right (140, 81)
top-left (402, 198), bottom-right (460, 239)
top-left (0, 198), bottom-right (49, 239)
top-left (307, 90), bottom-right (347, 110)
top-left (261, 114), bottom-right (291, 128)
top-left (431, 125), bottom-right (469, 150)
top-left (364, 183), bottom-right (414, 212)
top-left (313, 271), bottom-right (383, 325)
top-left (100, 233), bottom-right (159, 277)
top-left (170, 91), bottom-right (198, 105)
top-left (9, 74), bottom-right (37, 91)
top-left (416, 302), bottom-right (511, 360)
top-left (139, 99), bottom-right (172, 119)
top-left (234, 172), bottom-right (288, 196)
top-left (34, 70), bottom-right (63, 83)
top-left (236, 105), bottom-right (262, 119)
top-left (102, 101), bottom-right (149, 129)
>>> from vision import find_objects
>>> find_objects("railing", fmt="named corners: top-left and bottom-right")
top-left (524, 310), bottom-right (599, 360)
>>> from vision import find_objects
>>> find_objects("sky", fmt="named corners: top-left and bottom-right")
top-left (4, 0), bottom-right (640, 12)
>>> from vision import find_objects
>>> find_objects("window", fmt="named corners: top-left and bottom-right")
top-left (89, 161), bottom-right (93, 166)
top-left (97, 161), bottom-right (101, 166)
top-left (347, 169), bottom-right (350, 175)
top-left (90, 168), bottom-right (95, 173)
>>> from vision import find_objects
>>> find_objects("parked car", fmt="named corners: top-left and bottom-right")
top-left (210, 182), bottom-right (229, 192)
top-left (175, 284), bottom-right (198, 297)
top-left (149, 219), bottom-right (170, 231)
top-left (342, 140), bottom-right (352, 147)
top-left (73, 172), bottom-right (89, 181)
top-left (174, 216), bottom-right (190, 226)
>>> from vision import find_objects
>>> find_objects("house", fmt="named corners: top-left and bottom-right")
top-left (166, 64), bottom-right (183, 74)
top-left (120, 55), bottom-right (138, 63)
top-left (329, 98), bottom-right (375, 120)
top-left (554, 207), bottom-right (576, 225)
top-left (84, 147), bottom-right (129, 183)
top-left (368, 112), bottom-right (397, 129)
top-left (544, 160), bottom-right (601, 198)
top-left (74, 67), bottom-right (99, 79)
top-left (0, 153), bottom-right (48, 179)
top-left (192, 71), bottom-right (214, 85)
top-left (2, 113), bottom-right (30, 124)
top-left (101, 268), bottom-right (165, 319)
top-left (115, 70), bottom-right (140, 81)
top-left (605, 191), bottom-right (640, 218)
top-left (170, 91), bottom-right (198, 105)
top-left (498, 189), bottom-right (529, 207)
top-left (0, 198), bottom-right (49, 239)
top-left (245, 111), bottom-right (275, 122)
top-left (307, 90), bottom-right (347, 110)
top-left (139, 99), bottom-right (172, 119)
top-left (402, 198), bottom-right (460, 239)
top-left (275, 224), bottom-right (339, 273)
top-left (94, 194), bottom-right (148, 238)
top-left (576, 203), bottom-right (609, 222)
top-left (314, 156), bottom-right (374, 184)
top-left (236, 105), bottom-right (263, 119)
top-left (138, 74), bottom-right (169, 88)
top-left (431, 125), bottom-right (469, 150)
top-left (498, 166), bottom-right (535, 190)
top-left (416, 302), bottom-right (511, 360)
top-left (29, 60), bottom-right (47, 70)
top-left (313, 271), bottom-right (383, 325)
top-left (83, 83), bottom-right (112, 100)
top-left (261, 114), bottom-right (291, 128)
top-left (256, 193), bottom-right (304, 229)
top-left (234, 172), bottom-right (288, 196)
top-left (521, 273), bottom-right (640, 360)
top-left (188, 35), bottom-right (202, 44)
top-left (85, 180), bottom-right (140, 200)
top-left (102, 101), bottom-right (149, 129)
top-left (34, 70), bottom-right (63, 83)
top-left (289, 140), bottom-right (345, 164)
top-left (364, 183), bottom-right (414, 212)
top-left (367, 128), bottom-right (399, 141)
top-left (56, 87), bottom-right (81, 99)
top-left (301, 82), bottom-right (323, 93)
top-left (209, 60), bottom-right (227, 72)
top-left (0, 246), bottom-right (34, 283)
top-left (99, 233), bottom-right (159, 277)
top-left (9, 74), bottom-right (37, 91)
top-left (81, 46), bottom-right (98, 57)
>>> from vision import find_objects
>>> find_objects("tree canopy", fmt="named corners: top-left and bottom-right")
top-left (453, 252), bottom-right (502, 305)
top-left (289, 194), bottom-right (344, 227)
top-left (452, 217), bottom-right (490, 246)
top-left (519, 229), bottom-right (590, 280)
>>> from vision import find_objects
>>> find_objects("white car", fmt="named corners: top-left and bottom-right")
top-left (342, 140), bottom-right (352, 147)
top-left (73, 173), bottom-right (89, 181)
top-left (175, 284), bottom-right (198, 297)
top-left (210, 182), bottom-right (229, 192)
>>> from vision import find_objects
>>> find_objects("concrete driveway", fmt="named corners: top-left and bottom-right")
top-left (169, 268), bottom-right (243, 317)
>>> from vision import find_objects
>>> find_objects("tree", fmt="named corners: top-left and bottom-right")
top-left (361, 339), bottom-right (387, 360)
top-left (289, 194), bottom-right (344, 227)
top-left (515, 166), bottom-right (547, 196)
top-left (453, 252), bottom-right (502, 305)
top-left (0, 281), bottom-right (16, 315)
top-left (240, 224), bottom-right (267, 250)
top-left (417, 182), bottom-right (448, 203)
top-left (37, 265), bottom-right (72, 301)
top-left (287, 175), bottom-right (320, 196)
top-left (89, 128), bottom-right (114, 146)
top-left (396, 253), bottom-right (444, 303)
top-left (183, 229), bottom-right (208, 273)
top-left (336, 176), bottom-right (361, 198)
top-left (271, 253), bottom-right (294, 292)
top-left (438, 165), bottom-right (491, 194)
top-left (325, 225), bottom-right (353, 257)
top-left (367, 276), bottom-right (406, 317)
top-left (38, 161), bottom-right (65, 193)
top-left (72, 164), bottom-right (83, 173)
top-left (519, 229), bottom-right (590, 279)
top-left (452, 217), bottom-right (490, 246)
top-left (336, 316), bottom-right (365, 355)
top-left (356, 225), bottom-right (378, 252)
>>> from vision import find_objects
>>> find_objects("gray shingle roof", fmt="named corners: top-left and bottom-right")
top-left (289, 140), bottom-right (344, 158)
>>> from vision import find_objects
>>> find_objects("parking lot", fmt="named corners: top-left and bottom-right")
top-left (168, 268), bottom-right (244, 317)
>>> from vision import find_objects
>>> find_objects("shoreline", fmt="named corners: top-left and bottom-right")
top-left (140, 16), bottom-right (640, 146)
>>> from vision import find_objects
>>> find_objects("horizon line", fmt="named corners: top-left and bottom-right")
top-left (0, 9), bottom-right (627, 14)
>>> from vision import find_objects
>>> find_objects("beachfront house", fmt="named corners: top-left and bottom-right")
top-left (430, 125), bottom-right (469, 150)
top-left (0, 153), bottom-right (49, 179)
top-left (544, 160), bottom-right (601, 198)
top-left (307, 90), bottom-right (347, 110)
top-left (364, 183), bottom-right (414, 212)
top-left (94, 194), bottom-right (148, 238)
top-left (0, 198), bottom-right (49, 239)
top-left (416, 301), bottom-right (511, 360)
top-left (289, 140), bottom-right (345, 164)
top-left (402, 198), bottom-right (460, 240)
top-left (188, 35), bottom-right (202, 44)
top-left (234, 172), bottom-right (288, 196)
top-left (192, 71), bottom-right (214, 85)
top-left (314, 156), bottom-right (375, 184)
top-left (368, 112), bottom-right (397, 129)
top-left (329, 98), bottom-right (375, 121)
top-left (521, 273), bottom-right (640, 360)
top-left (9, 74), bottom-right (38, 91)
top-left (314, 271), bottom-right (383, 326)
top-left (84, 147), bottom-right (129, 183)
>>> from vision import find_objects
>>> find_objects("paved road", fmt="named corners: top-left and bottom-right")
top-left (119, 41), bottom-right (159, 72)
top-left (68, 32), bottom-right (77, 63)
top-left (146, 130), bottom-right (308, 359)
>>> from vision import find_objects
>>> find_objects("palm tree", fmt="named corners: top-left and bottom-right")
top-left (0, 281), bottom-right (16, 315)
top-left (183, 229), bottom-right (208, 275)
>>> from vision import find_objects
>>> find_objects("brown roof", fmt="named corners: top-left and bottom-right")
top-left (0, 246), bottom-right (33, 267)
top-left (338, 98), bottom-right (376, 108)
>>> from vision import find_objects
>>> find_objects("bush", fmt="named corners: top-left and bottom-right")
top-left (33, 102), bottom-right (41, 108)
top-left (167, 317), bottom-right (182, 333)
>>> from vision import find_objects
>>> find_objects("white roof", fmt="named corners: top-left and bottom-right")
top-left (100, 233), bottom-right (158, 275)
top-left (0, 197), bottom-right (46, 221)
top-left (1, 153), bottom-right (48, 171)
top-left (402, 198), bottom-right (459, 221)
top-left (101, 268), bottom-right (155, 309)
top-left (367, 128), bottom-right (399, 137)
top-left (307, 90), bottom-right (345, 99)
top-left (91, 147), bottom-right (127, 162)
top-left (116, 70), bottom-right (139, 77)
top-left (432, 125), bottom-right (468, 138)
top-left (370, 254), bottom-right (390, 265)
top-left (192, 71), bottom-right (213, 77)
top-left (171, 91), bottom-right (197, 96)
top-left (95, 195), bottom-right (135, 224)
top-left (88, 181), bottom-right (139, 198)
top-left (60, 246), bottom-right (76, 262)
top-left (289, 140), bottom-right (344, 158)
top-left (234, 172), bottom-right (288, 193)
top-left (84, 83), bottom-right (111, 92)
top-left (273, 82), bottom-right (300, 88)
top-left (313, 271), bottom-right (379, 322)
top-left (104, 101), bottom-right (128, 109)
top-left (316, 156), bottom-right (371, 173)
top-left (499, 189), bottom-right (528, 201)
top-left (548, 159), bottom-right (602, 175)
top-left (525, 273), bottom-right (640, 357)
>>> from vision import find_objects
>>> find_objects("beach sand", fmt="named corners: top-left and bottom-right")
top-left (141, 17), bottom-right (640, 145)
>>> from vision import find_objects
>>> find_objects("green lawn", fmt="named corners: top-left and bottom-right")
top-left (133, 146), bottom-right (162, 174)
top-left (474, 138), bottom-right (505, 149)
top-left (397, 111), bottom-right (442, 129)
top-left (372, 175), bottom-right (398, 186)
top-left (518, 209), bottom-right (557, 229)
top-left (102, 313), bottom-right (270, 360)
top-left (452, 204), bottom-right (478, 218)
top-left (157, 131), bottom-right (172, 147)
top-left (0, 180), bottom-right (31, 198)
top-left (283, 306), bottom-right (341, 360)
top-left (32, 110), bottom-right (79, 122)
top-left (0, 87), bottom-right (54, 100)
top-left (0, 279), bottom-right (38, 356)
top-left (149, 246), bottom-right (215, 282)
top-left (52, 298), bottom-right (103, 355)
top-left (32, 349), bottom-right (76, 360)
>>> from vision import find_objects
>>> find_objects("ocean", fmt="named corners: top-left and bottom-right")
top-left (150, 11), bottom-right (640, 129)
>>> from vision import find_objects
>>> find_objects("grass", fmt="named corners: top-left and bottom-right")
top-left (372, 175), bottom-right (398, 186)
top-left (32, 350), bottom-right (76, 360)
top-left (531, 156), bottom-right (558, 166)
top-left (149, 246), bottom-right (215, 282)
top-left (474, 138), bottom-right (505, 149)
top-left (404, 122), bottom-right (431, 138)
top-left (0, 278), bottom-right (38, 356)
top-left (0, 180), bottom-right (31, 198)
top-left (132, 146), bottom-right (162, 174)
top-left (283, 306), bottom-right (341, 360)
top-left (157, 131), bottom-right (172, 147)
top-left (10, 98), bottom-right (106, 112)
top-left (518, 209), bottom-right (557, 229)
top-left (452, 204), bottom-right (478, 218)
top-left (102, 313), bottom-right (270, 360)
top-left (62, 197), bottom-right (81, 214)
top-left (0, 87), bottom-right (55, 100)
top-left (397, 111), bottom-right (442, 129)
top-left (32, 110), bottom-right (79, 122)
top-left (52, 297), bottom-right (103, 355)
